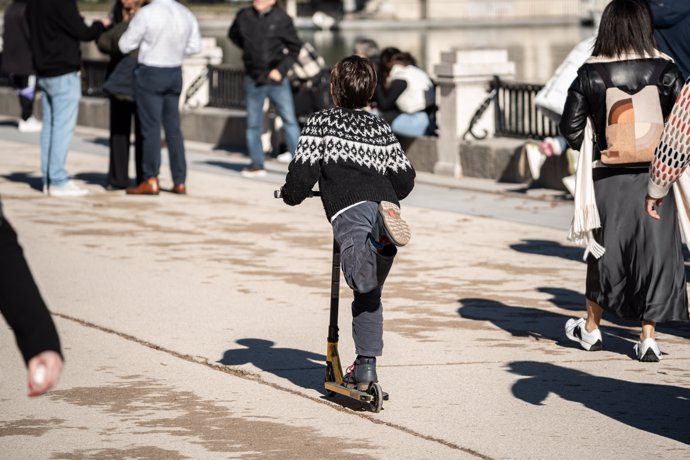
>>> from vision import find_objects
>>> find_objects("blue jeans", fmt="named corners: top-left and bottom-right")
top-left (391, 111), bottom-right (429, 138)
top-left (331, 202), bottom-right (396, 357)
top-left (244, 76), bottom-right (300, 169)
top-left (38, 72), bottom-right (81, 187)
top-left (134, 65), bottom-right (186, 185)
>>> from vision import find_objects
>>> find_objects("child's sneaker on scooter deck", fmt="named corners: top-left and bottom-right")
top-left (344, 356), bottom-right (378, 391)
top-left (378, 201), bottom-right (411, 247)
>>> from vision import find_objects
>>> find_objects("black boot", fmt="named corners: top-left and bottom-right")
top-left (344, 356), bottom-right (378, 391)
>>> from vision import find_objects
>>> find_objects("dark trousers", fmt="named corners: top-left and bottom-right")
top-left (134, 64), bottom-right (186, 185)
top-left (108, 96), bottom-right (143, 188)
top-left (331, 202), bottom-right (396, 357)
top-left (10, 74), bottom-right (36, 121)
top-left (0, 204), bottom-right (61, 363)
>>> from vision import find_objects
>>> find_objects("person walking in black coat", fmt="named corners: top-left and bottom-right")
top-left (1, 0), bottom-right (41, 132)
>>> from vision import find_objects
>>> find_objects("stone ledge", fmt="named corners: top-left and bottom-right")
top-left (0, 87), bottom-right (246, 150)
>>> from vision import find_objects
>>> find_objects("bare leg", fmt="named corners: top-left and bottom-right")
top-left (641, 321), bottom-right (656, 341)
top-left (585, 298), bottom-right (603, 332)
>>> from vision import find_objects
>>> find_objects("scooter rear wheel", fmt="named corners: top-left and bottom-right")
top-left (369, 383), bottom-right (384, 413)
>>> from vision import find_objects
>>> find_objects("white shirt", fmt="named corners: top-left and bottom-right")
top-left (119, 0), bottom-right (201, 67)
top-left (388, 64), bottom-right (433, 113)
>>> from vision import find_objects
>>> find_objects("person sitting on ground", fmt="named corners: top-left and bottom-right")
top-left (375, 51), bottom-right (435, 138)
top-left (280, 55), bottom-right (415, 390)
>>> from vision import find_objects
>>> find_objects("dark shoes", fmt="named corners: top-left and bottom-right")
top-left (344, 356), bottom-right (378, 391)
top-left (126, 177), bottom-right (160, 195)
top-left (171, 184), bottom-right (186, 194)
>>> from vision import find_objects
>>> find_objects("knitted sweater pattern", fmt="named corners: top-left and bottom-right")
top-left (282, 107), bottom-right (415, 220)
top-left (649, 81), bottom-right (690, 198)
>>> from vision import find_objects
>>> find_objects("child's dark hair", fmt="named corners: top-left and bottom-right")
top-left (330, 55), bottom-right (377, 109)
top-left (592, 0), bottom-right (656, 58)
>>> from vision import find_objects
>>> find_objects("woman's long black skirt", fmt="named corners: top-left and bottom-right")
top-left (586, 167), bottom-right (689, 323)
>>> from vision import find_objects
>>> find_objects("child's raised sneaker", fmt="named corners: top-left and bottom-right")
top-left (378, 201), bottom-right (410, 247)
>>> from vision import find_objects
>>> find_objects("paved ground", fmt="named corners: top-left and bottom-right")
top-left (1, 122), bottom-right (689, 459)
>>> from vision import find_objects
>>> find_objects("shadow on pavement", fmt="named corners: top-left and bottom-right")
top-left (1, 171), bottom-right (42, 191)
top-left (203, 160), bottom-right (247, 173)
top-left (218, 338), bottom-right (325, 391)
top-left (456, 297), bottom-right (638, 357)
top-left (73, 171), bottom-right (109, 187)
top-left (509, 361), bottom-right (690, 445)
top-left (510, 239), bottom-right (584, 262)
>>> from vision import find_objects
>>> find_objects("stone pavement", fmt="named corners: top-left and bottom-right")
top-left (0, 126), bottom-right (689, 459)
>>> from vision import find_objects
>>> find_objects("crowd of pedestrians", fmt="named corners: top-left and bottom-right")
top-left (3, 0), bottom-right (690, 401)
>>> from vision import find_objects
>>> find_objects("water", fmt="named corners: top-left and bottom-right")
top-left (204, 23), bottom-right (596, 84)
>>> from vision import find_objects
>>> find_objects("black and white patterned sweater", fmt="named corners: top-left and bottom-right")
top-left (281, 107), bottom-right (416, 221)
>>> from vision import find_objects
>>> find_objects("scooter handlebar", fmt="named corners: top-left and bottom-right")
top-left (274, 189), bottom-right (320, 199)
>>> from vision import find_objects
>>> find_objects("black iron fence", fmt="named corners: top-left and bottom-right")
top-left (491, 76), bottom-right (559, 140)
top-left (81, 59), bottom-right (109, 97)
top-left (206, 64), bottom-right (246, 109)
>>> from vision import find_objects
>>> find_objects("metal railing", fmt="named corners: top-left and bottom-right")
top-left (491, 76), bottom-right (559, 140)
top-left (206, 64), bottom-right (246, 109)
top-left (81, 59), bottom-right (108, 97)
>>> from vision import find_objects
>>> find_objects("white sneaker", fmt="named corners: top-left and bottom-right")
top-left (18, 116), bottom-right (42, 133)
top-left (565, 318), bottom-right (603, 351)
top-left (634, 338), bottom-right (662, 362)
top-left (240, 166), bottom-right (267, 178)
top-left (48, 180), bottom-right (89, 197)
top-left (276, 152), bottom-right (293, 164)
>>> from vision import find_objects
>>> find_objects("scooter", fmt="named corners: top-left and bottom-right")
top-left (275, 189), bottom-right (388, 412)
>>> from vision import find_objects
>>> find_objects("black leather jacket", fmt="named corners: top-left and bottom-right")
top-left (228, 6), bottom-right (301, 84)
top-left (560, 57), bottom-right (683, 159)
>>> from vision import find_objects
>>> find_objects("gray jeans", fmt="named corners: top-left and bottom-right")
top-left (331, 201), bottom-right (396, 357)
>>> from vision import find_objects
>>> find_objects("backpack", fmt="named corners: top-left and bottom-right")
top-left (287, 42), bottom-right (326, 85)
top-left (594, 62), bottom-right (666, 165)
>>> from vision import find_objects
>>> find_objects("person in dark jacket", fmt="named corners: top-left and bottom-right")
top-left (1, 0), bottom-right (41, 132)
top-left (229, 0), bottom-right (302, 177)
top-left (649, 0), bottom-right (690, 80)
top-left (97, 0), bottom-right (146, 191)
top-left (560, 0), bottom-right (687, 362)
top-left (25, 0), bottom-right (110, 197)
top-left (0, 200), bottom-right (63, 396)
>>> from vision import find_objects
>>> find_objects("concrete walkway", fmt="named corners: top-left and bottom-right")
top-left (0, 126), bottom-right (689, 459)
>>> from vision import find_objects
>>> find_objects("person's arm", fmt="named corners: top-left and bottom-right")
top-left (647, 81), bottom-right (690, 218)
top-left (274, 14), bottom-right (301, 79)
top-left (0, 207), bottom-right (63, 396)
top-left (559, 72), bottom-right (589, 151)
top-left (56, 1), bottom-right (107, 41)
top-left (228, 11), bottom-right (244, 49)
top-left (281, 116), bottom-right (322, 206)
top-left (649, 0), bottom-right (690, 28)
top-left (184, 15), bottom-right (202, 57)
top-left (376, 80), bottom-right (407, 111)
top-left (119, 11), bottom-right (145, 54)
